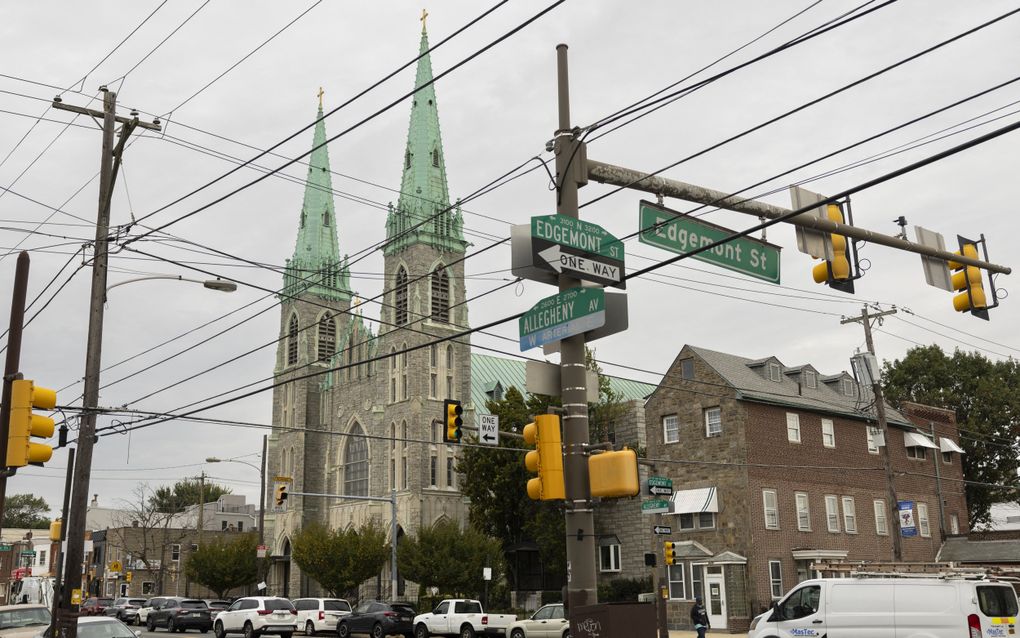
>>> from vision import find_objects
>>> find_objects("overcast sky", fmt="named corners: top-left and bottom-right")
top-left (1, 0), bottom-right (1017, 518)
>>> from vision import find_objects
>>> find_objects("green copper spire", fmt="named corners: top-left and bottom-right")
top-left (385, 18), bottom-right (467, 255)
top-left (284, 94), bottom-right (352, 302)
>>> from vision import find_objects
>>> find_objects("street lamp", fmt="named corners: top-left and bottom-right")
top-left (206, 439), bottom-right (267, 549)
top-left (107, 275), bottom-right (238, 293)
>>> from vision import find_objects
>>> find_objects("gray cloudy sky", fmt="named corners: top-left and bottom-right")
top-left (1, 0), bottom-right (1017, 517)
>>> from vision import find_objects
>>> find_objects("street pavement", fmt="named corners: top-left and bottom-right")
top-left (131, 623), bottom-right (708, 637)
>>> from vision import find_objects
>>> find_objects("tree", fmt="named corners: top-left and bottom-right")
top-left (186, 533), bottom-right (260, 598)
top-left (398, 519), bottom-right (504, 598)
top-left (291, 522), bottom-right (389, 599)
top-left (150, 479), bottom-right (231, 513)
top-left (2, 494), bottom-right (51, 528)
top-left (112, 485), bottom-right (193, 595)
top-left (882, 345), bottom-right (1020, 525)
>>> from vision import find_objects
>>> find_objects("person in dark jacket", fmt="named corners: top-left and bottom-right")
top-left (690, 597), bottom-right (710, 637)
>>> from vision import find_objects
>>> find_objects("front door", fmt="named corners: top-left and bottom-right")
top-left (706, 572), bottom-right (727, 629)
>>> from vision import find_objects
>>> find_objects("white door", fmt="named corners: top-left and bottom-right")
top-left (706, 573), bottom-right (727, 629)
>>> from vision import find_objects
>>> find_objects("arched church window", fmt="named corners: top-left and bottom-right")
top-left (405, 149), bottom-right (412, 169)
top-left (395, 267), bottom-right (408, 326)
top-left (317, 314), bottom-right (336, 361)
top-left (431, 267), bottom-right (449, 323)
top-left (323, 207), bottom-right (330, 227)
top-left (432, 148), bottom-right (439, 168)
top-left (287, 314), bottom-right (299, 365)
top-left (446, 345), bottom-right (455, 399)
top-left (344, 424), bottom-right (369, 497)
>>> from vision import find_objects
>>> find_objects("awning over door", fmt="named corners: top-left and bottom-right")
top-left (671, 487), bottom-right (718, 514)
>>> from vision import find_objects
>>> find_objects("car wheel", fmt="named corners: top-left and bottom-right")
top-left (414, 623), bottom-right (430, 638)
top-left (511, 631), bottom-right (525, 638)
top-left (459, 625), bottom-right (476, 638)
top-left (371, 624), bottom-right (384, 638)
top-left (337, 623), bottom-right (350, 638)
top-left (169, 618), bottom-right (177, 633)
top-left (279, 633), bottom-right (293, 638)
top-left (304, 621), bottom-right (315, 636)
top-left (243, 622), bottom-right (256, 638)
top-left (214, 621), bottom-right (226, 638)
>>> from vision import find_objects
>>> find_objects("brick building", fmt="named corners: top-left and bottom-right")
top-left (642, 345), bottom-right (968, 632)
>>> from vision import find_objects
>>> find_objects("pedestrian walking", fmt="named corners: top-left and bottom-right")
top-left (690, 596), bottom-right (710, 637)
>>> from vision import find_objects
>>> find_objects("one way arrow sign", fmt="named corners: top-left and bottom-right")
top-left (649, 485), bottom-right (673, 496)
top-left (479, 414), bottom-right (499, 447)
top-left (538, 244), bottom-right (623, 285)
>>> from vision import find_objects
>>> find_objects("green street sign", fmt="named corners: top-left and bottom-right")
top-left (519, 287), bottom-right (606, 351)
top-left (20, 550), bottom-right (36, 556)
top-left (648, 476), bottom-right (672, 488)
top-left (641, 499), bottom-right (671, 515)
top-left (0, 545), bottom-right (12, 551)
top-left (638, 201), bottom-right (781, 283)
top-left (532, 215), bottom-right (623, 260)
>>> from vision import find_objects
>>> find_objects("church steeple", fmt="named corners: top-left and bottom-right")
top-left (284, 93), bottom-right (352, 302)
top-left (385, 16), bottom-right (467, 255)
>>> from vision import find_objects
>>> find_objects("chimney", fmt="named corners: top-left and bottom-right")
top-left (90, 494), bottom-right (99, 507)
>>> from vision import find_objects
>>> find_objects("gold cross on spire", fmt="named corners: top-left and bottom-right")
top-left (420, 8), bottom-right (428, 32)
top-left (317, 86), bottom-right (324, 107)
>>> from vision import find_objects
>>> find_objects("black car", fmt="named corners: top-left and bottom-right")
top-left (147, 598), bottom-right (213, 633)
top-left (105, 598), bottom-right (148, 625)
top-left (337, 602), bottom-right (415, 638)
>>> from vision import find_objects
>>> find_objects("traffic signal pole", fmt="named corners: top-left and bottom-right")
top-left (554, 44), bottom-right (598, 615)
top-left (0, 250), bottom-right (31, 523)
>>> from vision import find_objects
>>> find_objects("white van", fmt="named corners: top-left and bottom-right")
top-left (748, 577), bottom-right (1018, 638)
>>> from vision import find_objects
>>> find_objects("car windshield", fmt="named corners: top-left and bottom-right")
top-left (323, 601), bottom-right (350, 612)
top-left (264, 600), bottom-right (294, 612)
top-left (181, 601), bottom-right (207, 609)
top-left (0, 607), bottom-right (51, 629)
top-left (78, 620), bottom-right (137, 638)
top-left (129, 600), bottom-right (146, 606)
top-left (978, 586), bottom-right (1019, 617)
top-left (207, 602), bottom-right (229, 609)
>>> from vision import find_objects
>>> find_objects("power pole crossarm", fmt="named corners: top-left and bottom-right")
top-left (51, 101), bottom-right (162, 131)
top-left (586, 159), bottom-right (1010, 275)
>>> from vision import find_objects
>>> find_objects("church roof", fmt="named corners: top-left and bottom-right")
top-left (470, 352), bottom-right (657, 411)
top-left (385, 18), bottom-right (467, 255)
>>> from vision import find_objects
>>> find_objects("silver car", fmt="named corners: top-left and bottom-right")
top-left (506, 604), bottom-right (568, 638)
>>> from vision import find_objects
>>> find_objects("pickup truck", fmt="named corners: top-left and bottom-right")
top-left (413, 599), bottom-right (517, 638)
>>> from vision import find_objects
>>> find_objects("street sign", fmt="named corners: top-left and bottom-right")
top-left (649, 485), bottom-right (672, 496)
top-left (653, 526), bottom-right (672, 535)
top-left (257, 545), bottom-right (268, 558)
top-left (641, 499), bottom-right (671, 515)
top-left (519, 287), bottom-right (605, 351)
top-left (638, 201), bottom-right (782, 283)
top-left (109, 560), bottom-right (122, 573)
top-left (0, 545), bottom-right (12, 552)
top-left (20, 550), bottom-right (36, 556)
top-left (511, 216), bottom-right (626, 289)
top-left (537, 244), bottom-right (623, 285)
top-left (478, 414), bottom-right (499, 446)
top-left (648, 476), bottom-right (672, 489)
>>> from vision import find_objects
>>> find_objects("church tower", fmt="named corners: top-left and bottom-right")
top-left (267, 94), bottom-right (352, 597)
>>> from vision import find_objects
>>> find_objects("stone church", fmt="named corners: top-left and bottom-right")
top-left (264, 20), bottom-right (473, 598)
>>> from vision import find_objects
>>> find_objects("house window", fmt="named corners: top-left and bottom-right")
top-left (822, 419), bottom-right (835, 448)
top-left (680, 359), bottom-right (695, 380)
top-left (950, 514), bottom-right (960, 535)
top-left (842, 497), bottom-right (857, 534)
top-left (825, 495), bottom-right (840, 533)
top-left (769, 561), bottom-right (784, 599)
top-left (662, 415), bottom-right (679, 444)
top-left (221, 521), bottom-right (228, 531)
top-left (599, 544), bottom-right (621, 572)
top-left (142, 582), bottom-right (154, 595)
top-left (691, 564), bottom-right (704, 601)
top-left (918, 502), bottom-right (931, 537)
top-left (237, 521), bottom-right (244, 532)
top-left (704, 407), bottom-right (722, 438)
top-left (906, 446), bottom-right (927, 461)
top-left (942, 451), bottom-right (953, 464)
top-left (667, 565), bottom-right (687, 600)
top-left (38, 550), bottom-right (46, 566)
top-left (769, 362), bottom-right (781, 382)
top-left (431, 267), bottom-right (450, 323)
top-left (171, 545), bottom-right (181, 562)
top-left (286, 314), bottom-right (298, 365)
top-left (795, 492), bottom-right (811, 531)
top-left (867, 427), bottom-right (880, 454)
top-left (394, 267), bottom-right (408, 326)
top-left (874, 499), bottom-right (888, 535)
top-left (763, 489), bottom-right (779, 529)
top-left (317, 314), bottom-right (336, 361)
top-left (786, 413), bottom-right (801, 443)
top-left (804, 370), bottom-right (817, 389)
top-left (842, 378), bottom-right (855, 396)
top-left (678, 513), bottom-right (716, 530)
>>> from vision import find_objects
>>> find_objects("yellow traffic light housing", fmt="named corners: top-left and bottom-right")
top-left (811, 204), bottom-right (855, 294)
top-left (274, 483), bottom-right (288, 507)
top-left (443, 399), bottom-right (463, 444)
top-left (6, 379), bottom-right (56, 467)
top-left (523, 414), bottom-right (565, 501)
top-left (664, 541), bottom-right (677, 566)
top-left (49, 519), bottom-right (62, 541)
top-left (949, 237), bottom-right (990, 320)
top-left (588, 448), bottom-right (639, 498)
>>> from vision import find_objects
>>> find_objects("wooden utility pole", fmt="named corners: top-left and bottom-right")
top-left (52, 89), bottom-right (159, 638)
top-left (841, 305), bottom-right (902, 560)
top-left (0, 251), bottom-right (31, 524)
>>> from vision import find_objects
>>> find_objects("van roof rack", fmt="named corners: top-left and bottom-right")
top-left (810, 561), bottom-right (991, 580)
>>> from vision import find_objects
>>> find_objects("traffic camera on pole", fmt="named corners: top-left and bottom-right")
top-left (443, 399), bottom-right (463, 443)
top-left (949, 236), bottom-right (990, 320)
top-left (523, 414), bottom-right (565, 501)
top-left (6, 379), bottom-right (56, 467)
top-left (811, 204), bottom-right (856, 294)
top-left (664, 541), bottom-right (677, 566)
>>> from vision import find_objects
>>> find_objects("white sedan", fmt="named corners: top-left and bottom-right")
top-left (506, 604), bottom-right (568, 638)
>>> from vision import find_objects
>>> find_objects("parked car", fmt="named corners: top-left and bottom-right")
top-left (506, 604), bottom-right (566, 638)
top-left (79, 598), bottom-right (115, 617)
top-left (0, 604), bottom-right (51, 638)
top-left (293, 599), bottom-right (351, 635)
top-left (36, 615), bottom-right (139, 638)
top-left (748, 576), bottom-right (1020, 638)
top-left (138, 598), bottom-right (168, 626)
top-left (147, 598), bottom-right (212, 633)
top-left (204, 601), bottom-right (231, 615)
top-left (212, 597), bottom-right (297, 638)
top-left (106, 598), bottom-right (148, 625)
top-left (413, 599), bottom-right (516, 638)
top-left (338, 602), bottom-right (415, 638)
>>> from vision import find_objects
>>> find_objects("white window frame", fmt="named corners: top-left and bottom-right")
top-left (867, 427), bottom-right (880, 454)
top-left (874, 499), bottom-right (888, 535)
top-left (786, 413), bottom-right (801, 443)
top-left (769, 560), bottom-right (784, 599)
top-left (763, 489), bottom-right (779, 530)
top-left (795, 492), bottom-right (811, 531)
top-left (599, 544), bottom-right (621, 573)
top-left (906, 446), bottom-right (927, 461)
top-left (825, 495), bottom-right (840, 533)
top-left (804, 370), bottom-right (817, 389)
top-left (769, 362), bottom-right (782, 382)
top-left (171, 544), bottom-right (181, 562)
top-left (821, 419), bottom-right (835, 448)
top-left (663, 414), bottom-right (679, 444)
top-left (842, 496), bottom-right (857, 534)
top-left (704, 407), bottom-right (722, 438)
top-left (950, 514), bottom-right (960, 535)
top-left (918, 502), bottom-right (931, 537)
top-left (667, 564), bottom-right (687, 600)
top-left (842, 378), bottom-right (855, 396)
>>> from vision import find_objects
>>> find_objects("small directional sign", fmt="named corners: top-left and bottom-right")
top-left (653, 526), bottom-right (672, 535)
top-left (519, 287), bottom-right (606, 351)
top-left (649, 485), bottom-right (672, 496)
top-left (641, 499), bottom-right (671, 515)
top-left (647, 476), bottom-right (673, 496)
top-left (479, 414), bottom-right (499, 446)
top-left (537, 243), bottom-right (623, 286)
top-left (511, 216), bottom-right (626, 289)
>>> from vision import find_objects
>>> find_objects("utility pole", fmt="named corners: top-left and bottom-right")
top-left (258, 435), bottom-right (267, 548)
top-left (554, 44), bottom-right (597, 614)
top-left (0, 251), bottom-right (30, 524)
top-left (841, 305), bottom-right (902, 560)
top-left (52, 89), bottom-right (159, 638)
top-left (197, 471), bottom-right (206, 546)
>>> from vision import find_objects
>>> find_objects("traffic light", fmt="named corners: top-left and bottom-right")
top-left (443, 399), bottom-right (463, 443)
top-left (126, 572), bottom-right (132, 583)
top-left (664, 541), bottom-right (677, 566)
top-left (274, 483), bottom-right (288, 507)
top-left (811, 204), bottom-right (855, 294)
top-left (949, 237), bottom-right (989, 320)
top-left (523, 414), bottom-right (565, 501)
top-left (588, 448), bottom-right (639, 498)
top-left (49, 519), bottom-right (61, 541)
top-left (6, 379), bottom-right (56, 467)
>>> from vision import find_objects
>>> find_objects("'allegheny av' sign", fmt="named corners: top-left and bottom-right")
top-left (519, 287), bottom-right (605, 351)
